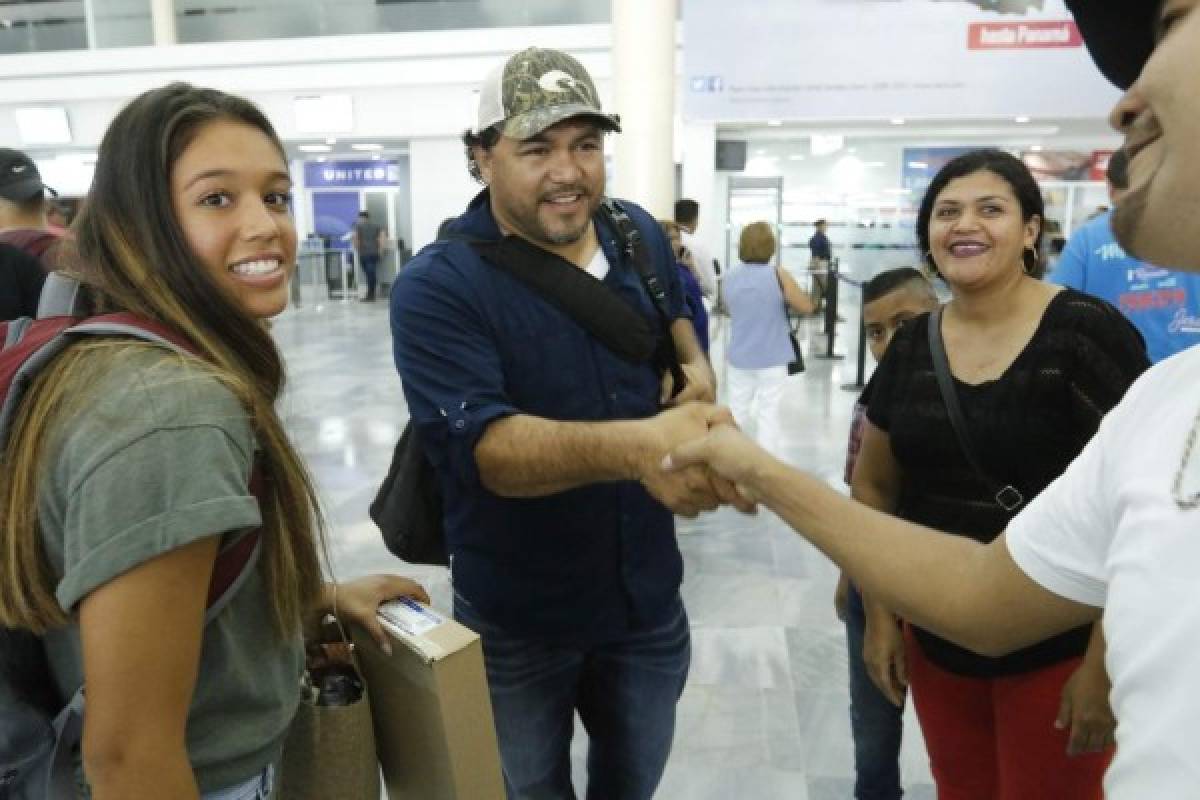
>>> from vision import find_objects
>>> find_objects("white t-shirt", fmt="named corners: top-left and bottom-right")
top-left (1006, 346), bottom-right (1200, 798)
top-left (681, 229), bottom-right (717, 299)
top-left (585, 246), bottom-right (610, 281)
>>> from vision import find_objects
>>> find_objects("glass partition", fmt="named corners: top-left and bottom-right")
top-left (174, 0), bottom-right (610, 43)
top-left (0, 0), bottom-right (609, 54)
top-left (0, 1), bottom-right (152, 54)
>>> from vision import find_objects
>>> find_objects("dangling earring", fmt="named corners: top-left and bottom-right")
top-left (1023, 245), bottom-right (1038, 275)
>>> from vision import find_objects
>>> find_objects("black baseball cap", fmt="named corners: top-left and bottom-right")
top-left (0, 148), bottom-right (56, 203)
top-left (1065, 0), bottom-right (1159, 90)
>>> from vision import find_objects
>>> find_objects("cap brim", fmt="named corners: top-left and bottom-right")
top-left (0, 177), bottom-right (53, 202)
top-left (499, 105), bottom-right (622, 140)
top-left (1065, 0), bottom-right (1157, 90)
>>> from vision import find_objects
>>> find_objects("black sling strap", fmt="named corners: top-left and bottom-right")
top-left (468, 235), bottom-right (660, 365)
top-left (927, 307), bottom-right (1025, 512)
top-left (448, 200), bottom-right (687, 394)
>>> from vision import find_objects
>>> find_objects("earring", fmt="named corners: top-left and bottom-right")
top-left (1023, 245), bottom-right (1039, 275)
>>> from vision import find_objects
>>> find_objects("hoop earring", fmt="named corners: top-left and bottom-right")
top-left (1023, 245), bottom-right (1038, 275)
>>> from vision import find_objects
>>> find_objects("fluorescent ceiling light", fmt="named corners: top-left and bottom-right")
top-left (15, 107), bottom-right (72, 145)
top-left (371, 154), bottom-right (381, 160)
top-left (788, 154), bottom-right (806, 161)
top-left (1015, 116), bottom-right (1031, 123)
top-left (863, 161), bottom-right (886, 168)
top-left (294, 95), bottom-right (354, 134)
top-left (755, 148), bottom-right (767, 155)
top-left (767, 120), bottom-right (783, 127)
top-left (1030, 144), bottom-right (1044, 152)
top-left (298, 144), bottom-right (332, 153)
top-left (907, 160), bottom-right (929, 169)
top-left (890, 118), bottom-right (905, 125)
top-left (326, 137), bottom-right (338, 145)
top-left (352, 143), bottom-right (384, 151)
top-left (883, 188), bottom-right (912, 194)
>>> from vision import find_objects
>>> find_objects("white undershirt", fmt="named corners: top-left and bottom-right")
top-left (585, 246), bottom-right (611, 281)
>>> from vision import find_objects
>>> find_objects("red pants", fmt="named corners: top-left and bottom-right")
top-left (904, 626), bottom-right (1112, 800)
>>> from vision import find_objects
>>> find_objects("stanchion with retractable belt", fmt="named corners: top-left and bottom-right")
top-left (815, 258), bottom-right (845, 361)
top-left (839, 273), bottom-right (868, 391)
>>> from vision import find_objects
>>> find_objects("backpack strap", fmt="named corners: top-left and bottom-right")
top-left (36, 272), bottom-right (87, 319)
top-left (0, 312), bottom-right (197, 448)
top-left (597, 199), bottom-right (687, 398)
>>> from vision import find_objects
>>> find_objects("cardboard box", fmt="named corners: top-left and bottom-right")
top-left (353, 598), bottom-right (504, 800)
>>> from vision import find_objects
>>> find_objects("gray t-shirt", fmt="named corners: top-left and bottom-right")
top-left (353, 220), bottom-right (382, 257)
top-left (37, 346), bottom-right (303, 793)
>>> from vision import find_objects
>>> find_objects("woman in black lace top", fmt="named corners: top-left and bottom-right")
top-left (853, 150), bottom-right (1149, 800)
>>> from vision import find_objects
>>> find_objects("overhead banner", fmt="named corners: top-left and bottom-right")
top-left (682, 0), bottom-right (1122, 122)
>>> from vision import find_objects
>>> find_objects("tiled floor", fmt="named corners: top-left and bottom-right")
top-left (273, 284), bottom-right (936, 799)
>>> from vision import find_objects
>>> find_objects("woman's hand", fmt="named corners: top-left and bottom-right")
top-left (863, 612), bottom-right (908, 707)
top-left (663, 422), bottom-right (775, 501)
top-left (327, 575), bottom-right (431, 655)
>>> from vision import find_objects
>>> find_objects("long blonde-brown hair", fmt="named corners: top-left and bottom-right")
top-left (0, 83), bottom-right (325, 637)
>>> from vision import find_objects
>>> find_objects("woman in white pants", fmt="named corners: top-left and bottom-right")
top-left (722, 221), bottom-right (813, 454)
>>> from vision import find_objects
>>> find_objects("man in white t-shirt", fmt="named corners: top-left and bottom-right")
top-left (662, 2), bottom-right (1200, 796)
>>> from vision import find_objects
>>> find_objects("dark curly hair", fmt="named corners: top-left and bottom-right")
top-left (462, 125), bottom-right (502, 183)
top-left (916, 148), bottom-right (1046, 280)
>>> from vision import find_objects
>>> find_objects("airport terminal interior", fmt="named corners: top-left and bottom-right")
top-left (1, 1), bottom-right (1143, 798)
top-left (274, 292), bottom-right (938, 798)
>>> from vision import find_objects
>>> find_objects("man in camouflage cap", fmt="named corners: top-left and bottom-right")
top-left (391, 46), bottom-right (732, 799)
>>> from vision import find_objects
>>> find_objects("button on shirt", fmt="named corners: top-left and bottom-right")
top-left (390, 189), bottom-right (687, 642)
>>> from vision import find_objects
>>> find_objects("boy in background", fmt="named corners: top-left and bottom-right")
top-left (836, 267), bottom-right (938, 800)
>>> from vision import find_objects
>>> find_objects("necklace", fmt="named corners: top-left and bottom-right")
top-left (1172, 403), bottom-right (1200, 509)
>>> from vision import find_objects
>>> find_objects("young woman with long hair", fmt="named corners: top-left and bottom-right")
top-left (0, 83), bottom-right (427, 799)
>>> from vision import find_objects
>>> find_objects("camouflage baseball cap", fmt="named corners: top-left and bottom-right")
top-left (476, 47), bottom-right (621, 140)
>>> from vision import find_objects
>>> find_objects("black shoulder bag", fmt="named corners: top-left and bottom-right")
top-left (927, 307), bottom-right (1024, 512)
top-left (371, 202), bottom-right (684, 565)
top-left (774, 266), bottom-right (806, 375)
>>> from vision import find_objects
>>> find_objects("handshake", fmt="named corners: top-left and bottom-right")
top-left (631, 402), bottom-right (770, 518)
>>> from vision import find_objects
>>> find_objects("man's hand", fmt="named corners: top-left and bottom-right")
top-left (636, 404), bottom-right (754, 516)
top-left (661, 362), bottom-right (716, 405)
top-left (1056, 657), bottom-right (1116, 756)
top-left (662, 422), bottom-right (775, 500)
top-left (863, 613), bottom-right (908, 707)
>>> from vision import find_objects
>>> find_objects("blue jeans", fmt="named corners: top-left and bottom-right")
top-left (358, 253), bottom-right (379, 298)
top-left (455, 593), bottom-right (690, 800)
top-left (846, 584), bottom-right (904, 800)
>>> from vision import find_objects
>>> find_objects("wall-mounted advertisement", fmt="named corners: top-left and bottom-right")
top-left (683, 0), bottom-right (1122, 122)
top-left (1019, 149), bottom-right (1112, 181)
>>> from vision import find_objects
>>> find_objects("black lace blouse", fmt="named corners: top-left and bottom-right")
top-left (867, 288), bottom-right (1150, 677)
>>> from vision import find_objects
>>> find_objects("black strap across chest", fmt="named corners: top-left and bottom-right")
top-left (927, 307), bottom-right (1025, 512)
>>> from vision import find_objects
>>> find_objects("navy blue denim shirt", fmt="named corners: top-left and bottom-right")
top-left (390, 189), bottom-right (687, 642)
